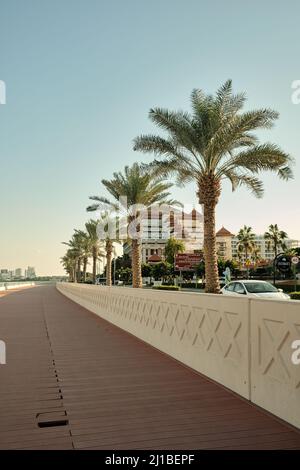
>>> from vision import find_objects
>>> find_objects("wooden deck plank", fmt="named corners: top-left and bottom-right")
top-left (0, 285), bottom-right (299, 450)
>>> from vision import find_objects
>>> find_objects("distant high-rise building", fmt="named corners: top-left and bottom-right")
top-left (14, 268), bottom-right (22, 278)
top-left (0, 269), bottom-right (10, 281)
top-left (25, 266), bottom-right (36, 278)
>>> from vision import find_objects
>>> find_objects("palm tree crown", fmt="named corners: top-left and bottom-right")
top-left (236, 225), bottom-right (257, 261)
top-left (264, 224), bottom-right (288, 257)
top-left (164, 237), bottom-right (185, 265)
top-left (62, 231), bottom-right (87, 282)
top-left (60, 249), bottom-right (77, 282)
top-left (85, 220), bottom-right (104, 284)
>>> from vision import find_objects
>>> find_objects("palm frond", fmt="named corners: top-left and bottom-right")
top-left (217, 143), bottom-right (292, 177)
top-left (224, 170), bottom-right (264, 198)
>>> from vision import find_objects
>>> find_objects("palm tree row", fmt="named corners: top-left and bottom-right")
top-left (236, 224), bottom-right (289, 264)
top-left (61, 80), bottom-right (293, 293)
top-left (61, 220), bottom-right (103, 284)
top-left (87, 163), bottom-right (177, 288)
top-left (61, 163), bottom-right (176, 286)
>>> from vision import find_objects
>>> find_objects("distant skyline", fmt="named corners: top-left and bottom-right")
top-left (1, 0), bottom-right (300, 275)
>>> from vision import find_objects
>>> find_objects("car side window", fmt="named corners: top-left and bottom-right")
top-left (226, 283), bottom-right (236, 292)
top-left (234, 282), bottom-right (246, 295)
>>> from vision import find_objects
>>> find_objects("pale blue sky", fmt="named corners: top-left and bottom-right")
top-left (0, 0), bottom-right (299, 275)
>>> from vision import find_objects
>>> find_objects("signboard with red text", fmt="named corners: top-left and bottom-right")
top-left (175, 253), bottom-right (203, 271)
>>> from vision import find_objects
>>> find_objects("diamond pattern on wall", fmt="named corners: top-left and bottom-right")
top-left (257, 318), bottom-right (300, 387)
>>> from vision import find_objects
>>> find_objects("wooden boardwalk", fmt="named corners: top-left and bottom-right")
top-left (0, 285), bottom-right (300, 450)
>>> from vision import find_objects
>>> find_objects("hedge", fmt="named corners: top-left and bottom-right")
top-left (152, 285), bottom-right (181, 291)
top-left (276, 284), bottom-right (300, 293)
top-left (179, 282), bottom-right (202, 289)
top-left (290, 292), bottom-right (300, 300)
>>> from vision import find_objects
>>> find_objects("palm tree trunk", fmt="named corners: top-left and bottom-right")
top-left (77, 259), bottom-right (82, 282)
top-left (132, 239), bottom-right (142, 288)
top-left (131, 246), bottom-right (136, 287)
top-left (198, 176), bottom-right (220, 294)
top-left (92, 247), bottom-right (97, 284)
top-left (83, 257), bottom-right (88, 282)
top-left (245, 248), bottom-right (249, 279)
top-left (106, 240), bottom-right (113, 287)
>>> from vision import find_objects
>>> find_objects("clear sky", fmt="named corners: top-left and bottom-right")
top-left (0, 0), bottom-right (300, 275)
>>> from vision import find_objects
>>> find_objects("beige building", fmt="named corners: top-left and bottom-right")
top-left (216, 227), bottom-right (300, 262)
top-left (216, 227), bottom-right (235, 260)
top-left (141, 208), bottom-right (203, 263)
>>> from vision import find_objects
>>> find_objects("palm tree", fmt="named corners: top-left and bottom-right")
top-left (264, 224), bottom-right (288, 258)
top-left (236, 226), bottom-right (256, 263)
top-left (285, 248), bottom-right (297, 257)
top-left (133, 80), bottom-right (293, 293)
top-left (87, 163), bottom-right (176, 288)
top-left (164, 237), bottom-right (185, 265)
top-left (74, 229), bottom-right (92, 282)
top-left (86, 214), bottom-right (121, 287)
top-left (62, 232), bottom-right (86, 282)
top-left (251, 245), bottom-right (261, 266)
top-left (60, 250), bottom-right (77, 282)
top-left (85, 220), bottom-right (104, 284)
top-left (236, 226), bottom-right (256, 278)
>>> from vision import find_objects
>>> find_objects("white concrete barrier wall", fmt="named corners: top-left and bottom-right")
top-left (250, 298), bottom-right (300, 428)
top-left (57, 282), bottom-right (300, 429)
top-left (5, 282), bottom-right (35, 290)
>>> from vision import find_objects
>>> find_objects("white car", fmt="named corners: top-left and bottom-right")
top-left (221, 280), bottom-right (290, 300)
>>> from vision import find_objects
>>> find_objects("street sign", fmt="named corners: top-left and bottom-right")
top-left (276, 255), bottom-right (291, 273)
top-left (291, 256), bottom-right (299, 265)
top-left (175, 253), bottom-right (203, 271)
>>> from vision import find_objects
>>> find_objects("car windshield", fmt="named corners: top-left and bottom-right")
top-left (245, 282), bottom-right (278, 293)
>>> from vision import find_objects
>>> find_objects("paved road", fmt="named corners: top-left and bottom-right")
top-left (0, 285), bottom-right (300, 450)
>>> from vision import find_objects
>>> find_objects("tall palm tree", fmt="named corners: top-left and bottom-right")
top-left (264, 224), bottom-right (288, 258)
top-left (85, 220), bottom-right (104, 284)
top-left (164, 237), bottom-right (185, 264)
top-left (89, 213), bottom-right (116, 287)
top-left (74, 229), bottom-right (92, 282)
top-left (236, 226), bottom-right (256, 278)
top-left (62, 232), bottom-right (86, 282)
top-left (236, 226), bottom-right (256, 262)
top-left (60, 249), bottom-right (77, 282)
top-left (133, 80), bottom-right (293, 293)
top-left (87, 163), bottom-right (175, 288)
top-left (251, 245), bottom-right (261, 266)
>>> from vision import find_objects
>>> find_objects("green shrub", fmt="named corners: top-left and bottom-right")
top-left (152, 285), bottom-right (180, 291)
top-left (277, 284), bottom-right (300, 293)
top-left (179, 282), bottom-right (203, 289)
top-left (290, 292), bottom-right (300, 300)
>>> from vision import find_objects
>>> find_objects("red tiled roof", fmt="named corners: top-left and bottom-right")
top-left (148, 254), bottom-right (162, 262)
top-left (216, 226), bottom-right (235, 237)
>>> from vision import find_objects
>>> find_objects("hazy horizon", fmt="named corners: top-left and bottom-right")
top-left (1, 0), bottom-right (300, 276)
